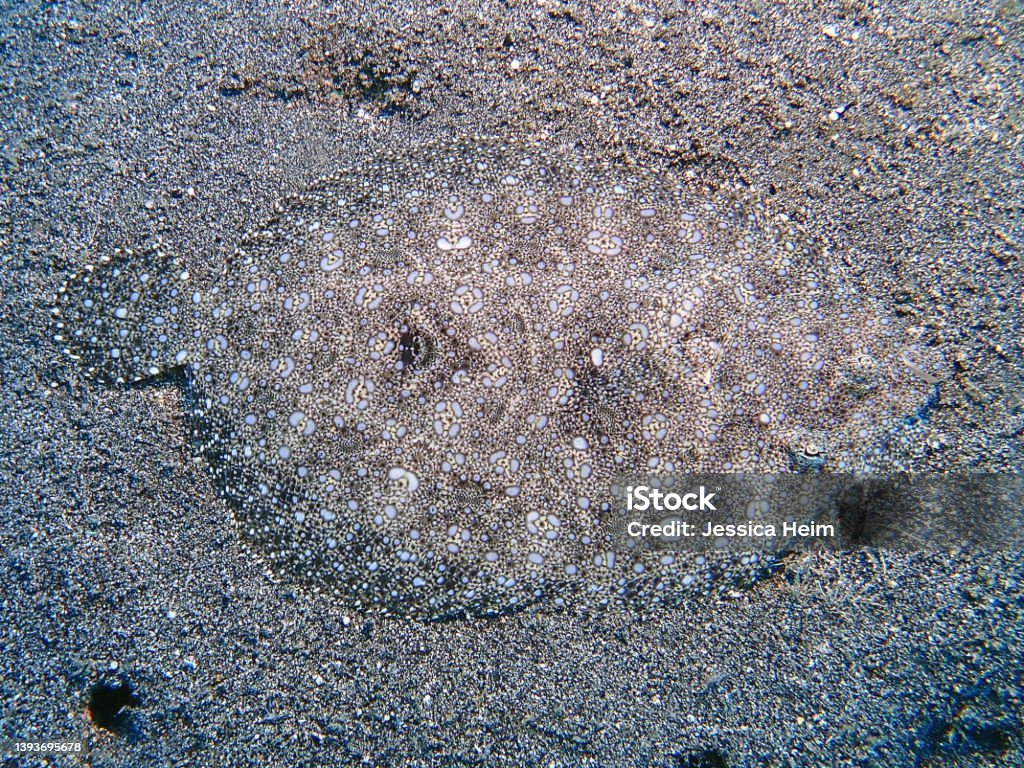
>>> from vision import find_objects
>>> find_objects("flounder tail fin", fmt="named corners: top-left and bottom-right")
top-left (52, 246), bottom-right (194, 384)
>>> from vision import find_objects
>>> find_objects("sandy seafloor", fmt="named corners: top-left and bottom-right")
top-left (1, 1), bottom-right (1022, 766)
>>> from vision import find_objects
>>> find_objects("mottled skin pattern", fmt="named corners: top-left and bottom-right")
top-left (53, 139), bottom-right (939, 619)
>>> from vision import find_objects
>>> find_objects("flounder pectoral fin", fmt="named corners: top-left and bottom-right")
top-left (52, 246), bottom-right (195, 384)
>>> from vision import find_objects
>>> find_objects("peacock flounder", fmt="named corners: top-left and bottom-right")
top-left (53, 139), bottom-right (941, 618)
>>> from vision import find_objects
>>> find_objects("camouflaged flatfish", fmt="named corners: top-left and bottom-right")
top-left (53, 138), bottom-right (941, 618)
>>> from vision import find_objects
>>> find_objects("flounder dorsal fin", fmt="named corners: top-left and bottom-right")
top-left (52, 246), bottom-right (195, 384)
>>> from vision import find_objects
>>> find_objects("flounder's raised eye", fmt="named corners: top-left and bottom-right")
top-left (836, 353), bottom-right (882, 396)
top-left (787, 429), bottom-right (829, 471)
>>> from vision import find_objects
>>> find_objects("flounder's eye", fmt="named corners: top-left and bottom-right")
top-left (787, 429), bottom-right (829, 471)
top-left (836, 353), bottom-right (882, 396)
